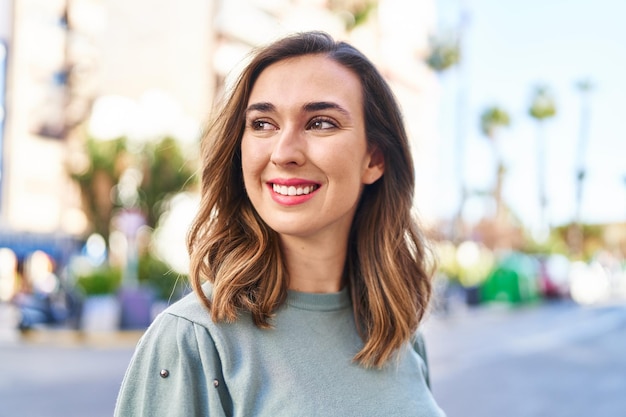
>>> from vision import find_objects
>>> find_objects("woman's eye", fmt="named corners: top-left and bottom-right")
top-left (308, 118), bottom-right (337, 130)
top-left (251, 120), bottom-right (276, 131)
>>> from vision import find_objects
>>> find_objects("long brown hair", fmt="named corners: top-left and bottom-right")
top-left (187, 31), bottom-right (433, 368)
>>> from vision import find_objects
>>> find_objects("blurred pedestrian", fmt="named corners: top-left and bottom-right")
top-left (115, 31), bottom-right (444, 416)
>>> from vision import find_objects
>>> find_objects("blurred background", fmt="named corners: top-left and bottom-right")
top-left (0, 0), bottom-right (624, 416)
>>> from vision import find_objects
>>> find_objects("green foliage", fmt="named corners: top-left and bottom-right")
top-left (522, 232), bottom-right (569, 257)
top-left (552, 223), bottom-right (604, 260)
top-left (69, 135), bottom-right (197, 238)
top-left (74, 254), bottom-right (188, 300)
top-left (529, 86), bottom-right (557, 120)
top-left (75, 267), bottom-right (123, 296)
top-left (480, 106), bottom-right (511, 138)
top-left (434, 241), bottom-right (495, 288)
top-left (87, 137), bottom-right (127, 174)
top-left (70, 137), bottom-right (128, 239)
top-left (576, 78), bottom-right (594, 93)
top-left (426, 35), bottom-right (461, 73)
top-left (435, 241), bottom-right (460, 280)
top-left (351, 1), bottom-right (376, 28)
top-left (329, 0), bottom-right (377, 31)
top-left (138, 253), bottom-right (187, 301)
top-left (139, 137), bottom-right (196, 229)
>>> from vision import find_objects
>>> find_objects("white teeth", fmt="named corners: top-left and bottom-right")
top-left (272, 183), bottom-right (316, 196)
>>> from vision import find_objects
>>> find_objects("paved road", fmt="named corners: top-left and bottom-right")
top-left (0, 343), bottom-right (133, 417)
top-left (423, 300), bottom-right (626, 417)
top-left (0, 303), bottom-right (137, 417)
top-left (1, 299), bottom-right (625, 416)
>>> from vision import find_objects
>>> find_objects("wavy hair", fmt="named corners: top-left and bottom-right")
top-left (187, 31), bottom-right (433, 368)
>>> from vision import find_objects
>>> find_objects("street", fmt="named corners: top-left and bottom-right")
top-left (423, 300), bottom-right (626, 417)
top-left (1, 299), bottom-right (625, 416)
top-left (0, 335), bottom-right (135, 417)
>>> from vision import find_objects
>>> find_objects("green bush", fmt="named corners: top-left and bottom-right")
top-left (138, 253), bottom-right (187, 301)
top-left (76, 267), bottom-right (122, 296)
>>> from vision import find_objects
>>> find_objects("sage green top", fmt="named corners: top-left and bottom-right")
top-left (114, 286), bottom-right (445, 416)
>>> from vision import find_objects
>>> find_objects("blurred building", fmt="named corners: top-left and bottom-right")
top-left (0, 0), bottom-right (82, 267)
top-left (0, 0), bottom-right (217, 270)
top-left (0, 0), bottom-right (440, 275)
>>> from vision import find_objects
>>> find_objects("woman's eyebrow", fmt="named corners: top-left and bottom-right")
top-left (245, 101), bottom-right (351, 118)
top-left (245, 102), bottom-right (275, 114)
top-left (302, 101), bottom-right (350, 117)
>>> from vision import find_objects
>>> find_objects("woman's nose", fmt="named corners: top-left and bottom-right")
top-left (270, 127), bottom-right (305, 167)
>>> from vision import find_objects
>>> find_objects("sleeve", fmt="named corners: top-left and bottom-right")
top-left (411, 330), bottom-right (431, 390)
top-left (114, 312), bottom-right (232, 417)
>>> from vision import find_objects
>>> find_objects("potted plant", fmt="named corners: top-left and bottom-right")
top-left (75, 266), bottom-right (122, 331)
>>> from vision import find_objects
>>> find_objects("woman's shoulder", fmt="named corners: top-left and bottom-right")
top-left (160, 286), bottom-right (213, 326)
top-left (148, 283), bottom-right (254, 345)
top-left (115, 286), bottom-right (232, 417)
top-left (131, 289), bottom-right (214, 355)
top-left (410, 328), bottom-right (431, 388)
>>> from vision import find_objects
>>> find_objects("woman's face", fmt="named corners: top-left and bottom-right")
top-left (241, 54), bottom-right (384, 243)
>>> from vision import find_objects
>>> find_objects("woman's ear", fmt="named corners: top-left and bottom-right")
top-left (362, 147), bottom-right (385, 185)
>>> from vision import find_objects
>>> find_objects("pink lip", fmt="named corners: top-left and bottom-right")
top-left (269, 178), bottom-right (319, 186)
top-left (266, 178), bottom-right (321, 206)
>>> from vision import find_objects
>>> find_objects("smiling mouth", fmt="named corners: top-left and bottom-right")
top-left (272, 183), bottom-right (320, 196)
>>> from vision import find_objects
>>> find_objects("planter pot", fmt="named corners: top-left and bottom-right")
top-left (81, 294), bottom-right (121, 331)
top-left (119, 287), bottom-right (154, 330)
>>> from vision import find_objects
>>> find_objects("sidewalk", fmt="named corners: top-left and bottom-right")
top-left (0, 302), bottom-right (144, 348)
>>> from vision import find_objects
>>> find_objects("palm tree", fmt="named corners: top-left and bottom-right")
top-left (70, 137), bottom-right (128, 240)
top-left (328, 0), bottom-right (378, 31)
top-left (69, 136), bottom-right (196, 241)
top-left (426, 34), bottom-right (461, 73)
top-left (139, 137), bottom-right (197, 229)
top-left (426, 29), bottom-right (465, 241)
top-left (528, 85), bottom-right (557, 239)
top-left (480, 106), bottom-right (511, 222)
top-left (568, 79), bottom-right (594, 254)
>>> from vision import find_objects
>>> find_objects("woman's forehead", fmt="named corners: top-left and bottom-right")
top-left (247, 55), bottom-right (363, 111)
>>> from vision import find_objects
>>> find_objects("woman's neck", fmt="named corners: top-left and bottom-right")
top-left (280, 235), bottom-right (347, 293)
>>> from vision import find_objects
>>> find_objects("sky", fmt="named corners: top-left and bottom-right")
top-left (433, 0), bottom-right (625, 231)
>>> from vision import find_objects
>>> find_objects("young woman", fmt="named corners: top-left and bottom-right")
top-left (115, 31), bottom-right (445, 417)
